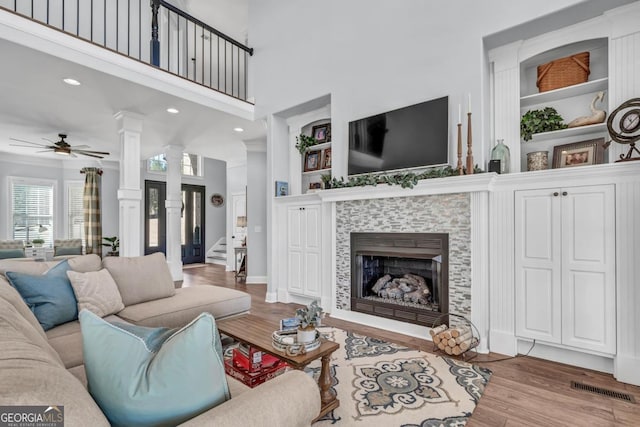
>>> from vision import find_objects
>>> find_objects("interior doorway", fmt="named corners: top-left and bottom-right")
top-left (144, 180), bottom-right (205, 264)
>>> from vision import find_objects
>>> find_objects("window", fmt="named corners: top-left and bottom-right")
top-left (67, 182), bottom-right (85, 244)
top-left (10, 177), bottom-right (56, 247)
top-left (146, 153), bottom-right (203, 177)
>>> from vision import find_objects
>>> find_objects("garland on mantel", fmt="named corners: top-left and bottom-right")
top-left (327, 165), bottom-right (484, 190)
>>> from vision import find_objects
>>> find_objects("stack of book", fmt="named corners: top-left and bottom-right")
top-left (224, 343), bottom-right (288, 388)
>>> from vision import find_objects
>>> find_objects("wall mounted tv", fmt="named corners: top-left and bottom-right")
top-left (348, 96), bottom-right (449, 175)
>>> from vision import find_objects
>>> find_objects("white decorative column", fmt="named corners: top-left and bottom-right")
top-left (114, 111), bottom-right (143, 257)
top-left (164, 144), bottom-right (184, 281)
top-left (471, 191), bottom-right (490, 354)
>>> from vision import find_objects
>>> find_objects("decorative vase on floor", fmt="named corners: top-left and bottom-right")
top-left (297, 327), bottom-right (316, 344)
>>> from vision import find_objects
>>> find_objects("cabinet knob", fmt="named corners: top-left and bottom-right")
top-left (553, 192), bottom-right (559, 197)
top-left (562, 191), bottom-right (568, 196)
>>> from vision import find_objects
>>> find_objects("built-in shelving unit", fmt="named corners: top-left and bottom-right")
top-left (520, 77), bottom-right (608, 108)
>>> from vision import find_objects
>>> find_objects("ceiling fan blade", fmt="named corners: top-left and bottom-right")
top-left (70, 152), bottom-right (78, 158)
top-left (75, 149), bottom-right (110, 155)
top-left (42, 137), bottom-right (56, 143)
top-left (74, 151), bottom-right (106, 159)
top-left (69, 145), bottom-right (90, 149)
top-left (9, 138), bottom-right (49, 147)
top-left (10, 144), bottom-right (51, 149)
top-left (36, 150), bottom-right (54, 153)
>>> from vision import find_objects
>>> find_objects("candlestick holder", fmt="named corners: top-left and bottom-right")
top-left (457, 123), bottom-right (463, 175)
top-left (466, 112), bottom-right (474, 174)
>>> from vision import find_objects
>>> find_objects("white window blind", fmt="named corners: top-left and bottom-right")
top-left (11, 179), bottom-right (55, 247)
top-left (67, 182), bottom-right (85, 244)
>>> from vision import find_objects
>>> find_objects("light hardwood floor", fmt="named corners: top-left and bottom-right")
top-left (183, 264), bottom-right (640, 426)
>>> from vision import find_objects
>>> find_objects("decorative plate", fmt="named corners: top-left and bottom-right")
top-left (210, 193), bottom-right (224, 207)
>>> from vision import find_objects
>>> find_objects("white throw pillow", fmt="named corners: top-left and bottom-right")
top-left (67, 269), bottom-right (125, 317)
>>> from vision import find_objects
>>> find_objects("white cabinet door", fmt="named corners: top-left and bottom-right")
top-left (515, 184), bottom-right (616, 355)
top-left (561, 185), bottom-right (615, 354)
top-left (287, 207), bottom-right (304, 294)
top-left (286, 203), bottom-right (322, 297)
top-left (515, 188), bottom-right (562, 343)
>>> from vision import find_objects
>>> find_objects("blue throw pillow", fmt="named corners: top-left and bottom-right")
top-left (0, 249), bottom-right (25, 259)
top-left (6, 260), bottom-right (77, 330)
top-left (79, 310), bottom-right (230, 427)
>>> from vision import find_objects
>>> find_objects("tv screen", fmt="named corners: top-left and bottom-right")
top-left (348, 96), bottom-right (449, 175)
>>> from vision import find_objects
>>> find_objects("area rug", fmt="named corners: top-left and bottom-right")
top-left (305, 327), bottom-right (492, 426)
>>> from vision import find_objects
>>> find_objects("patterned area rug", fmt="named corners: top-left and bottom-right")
top-left (306, 327), bottom-right (492, 426)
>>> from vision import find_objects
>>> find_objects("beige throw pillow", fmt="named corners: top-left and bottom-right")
top-left (67, 269), bottom-right (125, 317)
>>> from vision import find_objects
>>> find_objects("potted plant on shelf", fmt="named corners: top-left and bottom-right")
top-left (102, 236), bottom-right (119, 256)
top-left (31, 238), bottom-right (44, 248)
top-left (295, 300), bottom-right (323, 344)
top-left (520, 107), bottom-right (568, 141)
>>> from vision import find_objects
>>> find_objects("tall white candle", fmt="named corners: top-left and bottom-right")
top-left (458, 104), bottom-right (461, 124)
top-left (468, 93), bottom-right (471, 114)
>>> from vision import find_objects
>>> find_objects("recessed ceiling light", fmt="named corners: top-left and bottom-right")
top-left (233, 127), bottom-right (244, 132)
top-left (167, 107), bottom-right (179, 114)
top-left (63, 78), bottom-right (81, 86)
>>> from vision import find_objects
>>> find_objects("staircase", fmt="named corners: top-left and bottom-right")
top-left (206, 237), bottom-right (227, 266)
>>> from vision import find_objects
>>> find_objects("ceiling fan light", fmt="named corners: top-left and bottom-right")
top-left (54, 147), bottom-right (71, 156)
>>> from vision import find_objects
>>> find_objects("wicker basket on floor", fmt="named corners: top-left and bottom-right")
top-left (536, 51), bottom-right (590, 92)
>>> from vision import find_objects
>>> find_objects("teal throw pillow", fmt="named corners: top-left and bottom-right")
top-left (79, 310), bottom-right (230, 427)
top-left (0, 249), bottom-right (25, 259)
top-left (54, 246), bottom-right (82, 256)
top-left (6, 260), bottom-right (77, 330)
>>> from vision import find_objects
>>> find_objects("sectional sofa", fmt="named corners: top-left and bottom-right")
top-left (0, 253), bottom-right (320, 426)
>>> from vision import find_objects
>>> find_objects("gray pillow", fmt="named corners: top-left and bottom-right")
top-left (102, 253), bottom-right (175, 306)
top-left (55, 246), bottom-right (82, 256)
top-left (0, 249), bottom-right (25, 260)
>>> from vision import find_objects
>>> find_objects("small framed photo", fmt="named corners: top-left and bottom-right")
top-left (308, 182), bottom-right (322, 190)
top-left (304, 150), bottom-right (321, 172)
top-left (275, 181), bottom-right (288, 197)
top-left (322, 147), bottom-right (332, 169)
top-left (552, 138), bottom-right (605, 169)
top-left (312, 123), bottom-right (331, 143)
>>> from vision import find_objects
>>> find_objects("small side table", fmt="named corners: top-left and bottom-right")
top-left (234, 247), bottom-right (247, 281)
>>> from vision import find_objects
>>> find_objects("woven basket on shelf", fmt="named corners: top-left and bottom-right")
top-left (536, 51), bottom-right (590, 92)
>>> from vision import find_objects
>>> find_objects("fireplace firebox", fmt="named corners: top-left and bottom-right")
top-left (350, 232), bottom-right (448, 327)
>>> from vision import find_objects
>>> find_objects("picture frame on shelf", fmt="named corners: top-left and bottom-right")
top-left (552, 138), bottom-right (605, 169)
top-left (322, 147), bottom-right (332, 169)
top-left (308, 182), bottom-right (322, 192)
top-left (275, 181), bottom-right (288, 197)
top-left (304, 150), bottom-right (321, 172)
top-left (311, 123), bottom-right (331, 143)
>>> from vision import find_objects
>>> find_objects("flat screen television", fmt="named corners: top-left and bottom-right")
top-left (348, 96), bottom-right (449, 175)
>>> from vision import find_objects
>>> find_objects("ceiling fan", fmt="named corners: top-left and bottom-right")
top-left (9, 133), bottom-right (110, 159)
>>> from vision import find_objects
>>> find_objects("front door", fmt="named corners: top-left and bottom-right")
top-left (144, 181), bottom-right (205, 264)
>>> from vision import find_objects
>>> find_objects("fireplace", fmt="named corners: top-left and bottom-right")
top-left (350, 232), bottom-right (449, 327)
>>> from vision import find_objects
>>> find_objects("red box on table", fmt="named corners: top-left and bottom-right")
top-left (224, 358), bottom-right (289, 388)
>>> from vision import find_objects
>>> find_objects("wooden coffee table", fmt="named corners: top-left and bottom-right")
top-left (217, 314), bottom-right (340, 421)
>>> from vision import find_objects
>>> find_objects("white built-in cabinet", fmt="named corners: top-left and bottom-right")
top-left (515, 184), bottom-right (615, 355)
top-left (286, 203), bottom-right (322, 298)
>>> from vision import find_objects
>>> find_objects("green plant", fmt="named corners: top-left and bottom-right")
top-left (102, 236), bottom-right (119, 253)
top-left (520, 107), bottom-right (568, 141)
top-left (320, 174), bottom-right (332, 188)
top-left (295, 134), bottom-right (321, 154)
top-left (31, 238), bottom-right (44, 245)
top-left (295, 300), bottom-right (323, 330)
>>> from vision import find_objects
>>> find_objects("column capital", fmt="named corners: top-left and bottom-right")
top-left (114, 111), bottom-right (144, 133)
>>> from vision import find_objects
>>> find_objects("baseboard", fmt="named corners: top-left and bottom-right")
top-left (517, 339), bottom-right (614, 374)
top-left (246, 275), bottom-right (267, 284)
top-left (490, 329), bottom-right (517, 356)
top-left (205, 259), bottom-right (226, 266)
top-left (265, 291), bottom-right (278, 303)
top-left (615, 354), bottom-right (640, 386)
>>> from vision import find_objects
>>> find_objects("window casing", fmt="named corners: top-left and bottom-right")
top-left (9, 177), bottom-right (56, 247)
top-left (146, 153), bottom-right (203, 177)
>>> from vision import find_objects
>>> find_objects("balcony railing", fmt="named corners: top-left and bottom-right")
top-left (0, 0), bottom-right (253, 101)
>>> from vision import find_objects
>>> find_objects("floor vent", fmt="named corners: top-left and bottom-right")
top-left (570, 381), bottom-right (635, 403)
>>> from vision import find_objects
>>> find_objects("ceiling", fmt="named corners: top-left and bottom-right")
top-left (0, 0), bottom-right (262, 167)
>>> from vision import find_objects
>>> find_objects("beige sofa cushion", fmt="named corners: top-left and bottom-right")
top-left (117, 286), bottom-right (251, 328)
top-left (0, 277), bottom-right (48, 341)
top-left (103, 252), bottom-right (176, 306)
top-left (46, 315), bottom-right (127, 369)
top-left (67, 254), bottom-right (102, 273)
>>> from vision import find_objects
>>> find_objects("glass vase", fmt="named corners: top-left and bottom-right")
top-left (490, 139), bottom-right (511, 174)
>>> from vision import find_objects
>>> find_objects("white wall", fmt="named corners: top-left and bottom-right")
top-left (225, 163), bottom-right (247, 270)
top-left (245, 143), bottom-right (267, 282)
top-left (248, 0), bottom-right (589, 176)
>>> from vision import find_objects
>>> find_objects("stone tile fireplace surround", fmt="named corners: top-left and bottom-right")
top-left (317, 175), bottom-right (491, 353)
